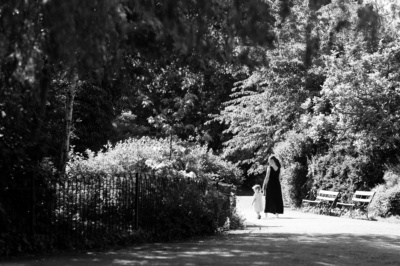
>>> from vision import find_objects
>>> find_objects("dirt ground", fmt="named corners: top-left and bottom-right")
top-left (2, 196), bottom-right (400, 266)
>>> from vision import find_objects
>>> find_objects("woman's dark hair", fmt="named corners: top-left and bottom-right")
top-left (269, 155), bottom-right (281, 168)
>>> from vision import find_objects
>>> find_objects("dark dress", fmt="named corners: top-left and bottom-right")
top-left (264, 166), bottom-right (284, 214)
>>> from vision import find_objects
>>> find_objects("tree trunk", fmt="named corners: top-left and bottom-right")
top-left (59, 75), bottom-right (78, 175)
top-left (32, 60), bottom-right (51, 151)
top-left (169, 133), bottom-right (173, 160)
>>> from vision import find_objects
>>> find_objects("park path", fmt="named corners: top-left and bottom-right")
top-left (2, 196), bottom-right (400, 266)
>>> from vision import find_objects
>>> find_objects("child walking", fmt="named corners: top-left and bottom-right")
top-left (252, 184), bottom-right (263, 219)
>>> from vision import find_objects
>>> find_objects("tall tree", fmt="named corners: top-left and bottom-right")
top-left (1, 0), bottom-right (285, 179)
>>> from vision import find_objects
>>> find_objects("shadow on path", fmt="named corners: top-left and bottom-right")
top-left (2, 196), bottom-right (400, 266)
top-left (2, 233), bottom-right (400, 266)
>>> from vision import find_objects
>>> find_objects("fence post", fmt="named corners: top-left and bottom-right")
top-left (135, 173), bottom-right (139, 230)
top-left (31, 174), bottom-right (36, 237)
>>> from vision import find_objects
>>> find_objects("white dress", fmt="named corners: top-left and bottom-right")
top-left (253, 192), bottom-right (263, 213)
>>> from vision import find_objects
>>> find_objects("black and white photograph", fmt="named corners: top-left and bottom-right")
top-left (1, 0), bottom-right (400, 265)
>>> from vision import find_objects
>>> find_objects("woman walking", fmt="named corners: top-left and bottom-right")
top-left (262, 155), bottom-right (284, 218)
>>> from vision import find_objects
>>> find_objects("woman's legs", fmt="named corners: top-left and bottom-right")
top-left (264, 213), bottom-right (279, 218)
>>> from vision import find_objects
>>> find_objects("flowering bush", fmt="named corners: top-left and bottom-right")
top-left (67, 137), bottom-right (243, 185)
top-left (56, 137), bottom-right (244, 247)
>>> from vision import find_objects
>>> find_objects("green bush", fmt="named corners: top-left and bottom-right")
top-left (282, 162), bottom-right (309, 207)
top-left (49, 176), bottom-right (236, 245)
top-left (369, 170), bottom-right (400, 217)
top-left (51, 175), bottom-right (241, 245)
top-left (274, 131), bottom-right (315, 207)
top-left (274, 128), bottom-right (385, 207)
top-left (307, 152), bottom-right (383, 203)
top-left (228, 206), bottom-right (246, 230)
top-left (150, 186), bottom-right (230, 240)
top-left (64, 137), bottom-right (243, 244)
top-left (1, 137), bottom-right (244, 256)
top-left (68, 137), bottom-right (243, 185)
top-left (185, 145), bottom-right (243, 185)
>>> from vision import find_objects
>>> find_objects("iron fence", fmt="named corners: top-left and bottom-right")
top-left (0, 173), bottom-right (235, 245)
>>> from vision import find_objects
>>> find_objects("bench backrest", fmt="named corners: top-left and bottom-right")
top-left (352, 191), bottom-right (375, 204)
top-left (316, 190), bottom-right (340, 202)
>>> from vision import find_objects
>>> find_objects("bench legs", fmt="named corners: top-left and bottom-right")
top-left (353, 206), bottom-right (370, 219)
top-left (302, 202), bottom-right (339, 215)
top-left (301, 202), bottom-right (321, 214)
top-left (320, 202), bottom-right (335, 215)
top-left (338, 205), bottom-right (354, 217)
top-left (338, 204), bottom-right (371, 219)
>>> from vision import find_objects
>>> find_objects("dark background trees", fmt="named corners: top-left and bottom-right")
top-left (1, 0), bottom-right (287, 254)
top-left (2, 0), bottom-right (400, 233)
top-left (0, 0), bottom-right (282, 178)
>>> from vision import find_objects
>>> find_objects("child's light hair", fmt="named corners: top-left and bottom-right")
top-left (252, 184), bottom-right (261, 190)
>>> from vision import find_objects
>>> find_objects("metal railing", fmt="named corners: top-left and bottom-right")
top-left (0, 173), bottom-right (235, 245)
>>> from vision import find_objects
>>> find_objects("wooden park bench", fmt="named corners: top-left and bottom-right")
top-left (336, 191), bottom-right (375, 219)
top-left (301, 190), bottom-right (340, 215)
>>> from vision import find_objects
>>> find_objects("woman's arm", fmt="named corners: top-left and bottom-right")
top-left (262, 167), bottom-right (270, 193)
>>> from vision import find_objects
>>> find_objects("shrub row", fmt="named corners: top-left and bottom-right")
top-left (68, 137), bottom-right (243, 185)
top-left (1, 137), bottom-right (245, 256)
top-left (274, 131), bottom-right (400, 217)
top-left (369, 170), bottom-right (400, 218)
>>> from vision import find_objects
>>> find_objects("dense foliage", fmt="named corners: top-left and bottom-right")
top-left (1, 0), bottom-right (271, 255)
top-left (369, 168), bottom-right (400, 217)
top-left (1, 0), bottom-right (282, 177)
top-left (1, 136), bottom-right (243, 255)
top-left (215, 0), bottom-right (400, 217)
top-left (68, 137), bottom-right (243, 185)
top-left (2, 0), bottom-right (400, 255)
top-left (1, 174), bottom-right (242, 256)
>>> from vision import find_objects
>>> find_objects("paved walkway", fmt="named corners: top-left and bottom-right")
top-left (2, 196), bottom-right (400, 265)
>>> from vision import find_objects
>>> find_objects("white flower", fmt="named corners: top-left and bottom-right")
top-left (145, 159), bottom-right (157, 168)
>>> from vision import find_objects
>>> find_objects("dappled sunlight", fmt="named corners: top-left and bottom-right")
top-left (4, 195), bottom-right (400, 266)
top-left (315, 262), bottom-right (337, 266)
top-left (81, 233), bottom-right (400, 266)
top-left (113, 260), bottom-right (143, 265)
top-left (2, 232), bottom-right (400, 265)
top-left (55, 199), bottom-right (400, 266)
